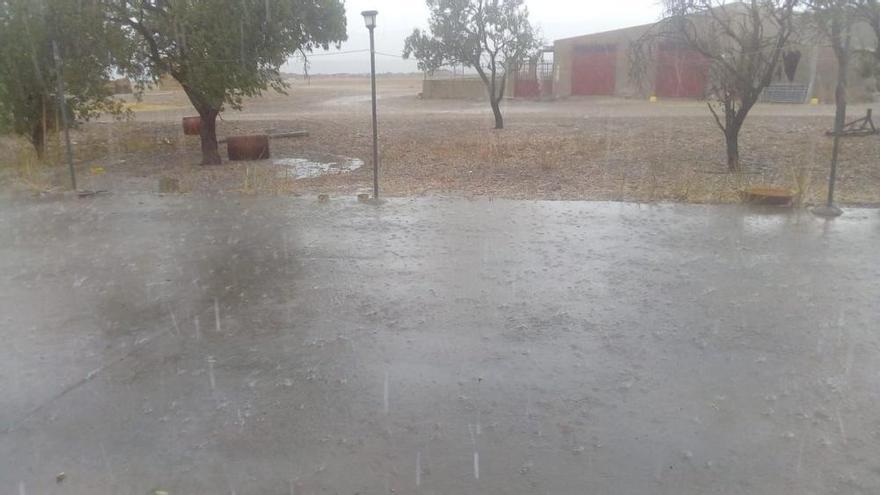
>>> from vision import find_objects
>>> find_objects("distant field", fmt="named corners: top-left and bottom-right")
top-left (3, 74), bottom-right (880, 205)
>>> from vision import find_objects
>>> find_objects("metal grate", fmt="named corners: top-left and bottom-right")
top-left (762, 84), bottom-right (808, 104)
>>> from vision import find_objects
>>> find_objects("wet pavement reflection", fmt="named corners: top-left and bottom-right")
top-left (1, 193), bottom-right (879, 494)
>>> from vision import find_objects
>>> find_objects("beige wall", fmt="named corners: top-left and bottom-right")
top-left (422, 78), bottom-right (486, 99)
top-left (811, 54), bottom-right (879, 103)
top-left (553, 24), bottom-right (653, 99)
top-left (422, 77), bottom-right (516, 100)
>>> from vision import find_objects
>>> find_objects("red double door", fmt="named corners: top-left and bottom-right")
top-left (571, 44), bottom-right (617, 96)
top-left (570, 43), bottom-right (709, 99)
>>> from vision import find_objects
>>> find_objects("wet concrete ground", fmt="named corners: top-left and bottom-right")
top-left (1, 193), bottom-right (879, 494)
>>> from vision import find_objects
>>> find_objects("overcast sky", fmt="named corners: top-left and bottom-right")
top-left (284, 0), bottom-right (664, 74)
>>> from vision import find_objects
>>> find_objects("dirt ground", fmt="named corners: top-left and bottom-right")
top-left (3, 75), bottom-right (880, 205)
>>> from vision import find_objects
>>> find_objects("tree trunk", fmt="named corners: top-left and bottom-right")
top-left (198, 109), bottom-right (221, 165)
top-left (181, 84), bottom-right (222, 165)
top-left (40, 94), bottom-right (48, 158)
top-left (724, 126), bottom-right (740, 171)
top-left (490, 97), bottom-right (504, 130)
top-left (31, 123), bottom-right (46, 159)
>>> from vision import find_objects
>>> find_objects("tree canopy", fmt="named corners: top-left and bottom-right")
top-left (404, 0), bottom-right (540, 129)
top-left (102, 0), bottom-right (348, 164)
top-left (0, 0), bottom-right (132, 156)
top-left (0, 81), bottom-right (10, 133)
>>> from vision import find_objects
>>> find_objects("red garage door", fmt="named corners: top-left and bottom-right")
top-left (571, 44), bottom-right (617, 96)
top-left (655, 45), bottom-right (709, 98)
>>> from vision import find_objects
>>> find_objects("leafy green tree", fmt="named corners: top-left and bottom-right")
top-left (0, 0), bottom-right (131, 157)
top-left (103, 0), bottom-right (347, 165)
top-left (403, 31), bottom-right (446, 76)
top-left (0, 81), bottom-right (10, 132)
top-left (403, 0), bottom-right (540, 130)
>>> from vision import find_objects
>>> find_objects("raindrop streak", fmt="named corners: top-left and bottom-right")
top-left (214, 299), bottom-right (222, 333)
top-left (836, 407), bottom-right (847, 444)
top-left (795, 435), bottom-right (806, 474)
top-left (208, 356), bottom-right (216, 390)
top-left (475, 410), bottom-right (482, 436)
top-left (416, 451), bottom-right (421, 487)
top-left (469, 424), bottom-right (479, 480)
top-left (383, 371), bottom-right (389, 414)
top-left (170, 310), bottom-right (181, 336)
top-left (194, 316), bottom-right (201, 341)
top-left (18, 482), bottom-right (26, 495)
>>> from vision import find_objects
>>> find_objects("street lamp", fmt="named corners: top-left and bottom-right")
top-left (362, 10), bottom-right (380, 201)
top-left (813, 131), bottom-right (844, 218)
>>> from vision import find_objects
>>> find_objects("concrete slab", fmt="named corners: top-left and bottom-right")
top-left (1, 193), bottom-right (879, 494)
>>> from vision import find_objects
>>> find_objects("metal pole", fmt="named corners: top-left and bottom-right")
top-left (827, 128), bottom-right (841, 208)
top-left (52, 40), bottom-right (76, 191)
top-left (368, 27), bottom-right (379, 200)
top-left (814, 19), bottom-right (849, 218)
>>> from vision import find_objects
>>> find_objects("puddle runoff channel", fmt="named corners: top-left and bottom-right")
top-left (274, 154), bottom-right (364, 180)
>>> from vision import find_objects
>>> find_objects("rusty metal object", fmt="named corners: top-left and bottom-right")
top-left (227, 135), bottom-right (270, 161)
top-left (182, 117), bottom-right (201, 136)
top-left (825, 109), bottom-right (878, 138)
top-left (740, 187), bottom-right (794, 206)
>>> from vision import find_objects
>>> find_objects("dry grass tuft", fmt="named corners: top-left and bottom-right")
top-left (0, 138), bottom-right (55, 192)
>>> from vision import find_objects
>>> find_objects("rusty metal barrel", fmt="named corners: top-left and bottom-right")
top-left (227, 135), bottom-right (271, 161)
top-left (182, 117), bottom-right (201, 136)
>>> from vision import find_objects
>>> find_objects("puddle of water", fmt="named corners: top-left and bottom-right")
top-left (274, 155), bottom-right (364, 180)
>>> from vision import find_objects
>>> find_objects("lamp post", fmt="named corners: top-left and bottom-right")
top-left (53, 40), bottom-right (76, 191)
top-left (362, 10), bottom-right (379, 201)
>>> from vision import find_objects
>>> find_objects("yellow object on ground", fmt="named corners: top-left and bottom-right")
top-left (810, 98), bottom-right (819, 105)
top-left (649, 96), bottom-right (658, 103)
top-left (90, 167), bottom-right (106, 176)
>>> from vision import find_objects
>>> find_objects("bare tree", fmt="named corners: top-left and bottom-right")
top-left (632, 0), bottom-right (799, 171)
top-left (403, 0), bottom-right (540, 130)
